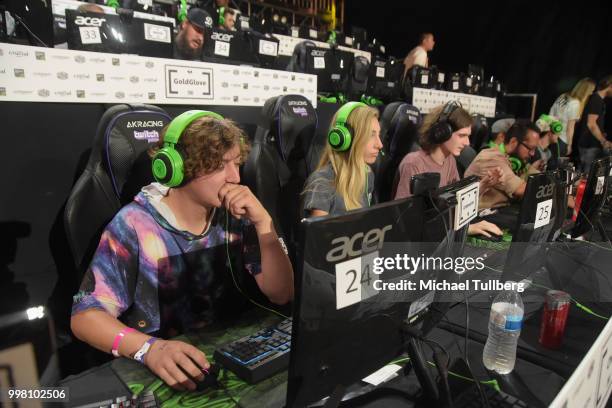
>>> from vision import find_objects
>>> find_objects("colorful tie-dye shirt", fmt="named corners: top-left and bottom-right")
top-left (72, 183), bottom-right (262, 337)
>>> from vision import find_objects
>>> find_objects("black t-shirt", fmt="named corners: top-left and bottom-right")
top-left (578, 93), bottom-right (606, 148)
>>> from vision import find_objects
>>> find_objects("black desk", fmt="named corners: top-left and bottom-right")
top-left (440, 241), bottom-right (612, 379)
top-left (58, 315), bottom-right (567, 408)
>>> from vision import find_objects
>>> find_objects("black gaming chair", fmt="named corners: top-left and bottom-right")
top-left (471, 114), bottom-right (490, 151)
top-left (242, 95), bottom-right (318, 259)
top-left (457, 145), bottom-right (477, 178)
top-left (64, 104), bottom-right (171, 280)
top-left (286, 40), bottom-right (317, 72)
top-left (374, 102), bottom-right (422, 202)
top-left (345, 55), bottom-right (370, 101)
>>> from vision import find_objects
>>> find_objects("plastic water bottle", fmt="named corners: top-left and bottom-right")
top-left (482, 286), bottom-right (524, 374)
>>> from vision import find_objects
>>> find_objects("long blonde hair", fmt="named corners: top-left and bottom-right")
top-left (316, 105), bottom-right (379, 210)
top-left (566, 78), bottom-right (596, 117)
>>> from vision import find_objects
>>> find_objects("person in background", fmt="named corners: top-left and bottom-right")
top-left (576, 75), bottom-right (612, 174)
top-left (174, 8), bottom-right (213, 60)
top-left (403, 32), bottom-right (435, 79)
top-left (302, 103), bottom-right (382, 217)
top-left (219, 8), bottom-right (237, 30)
top-left (465, 122), bottom-right (541, 209)
top-left (549, 78), bottom-right (596, 157)
top-left (534, 114), bottom-right (562, 169)
top-left (394, 102), bottom-right (503, 238)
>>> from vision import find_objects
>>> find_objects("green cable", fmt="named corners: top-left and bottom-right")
top-left (529, 282), bottom-right (609, 320)
top-left (225, 212), bottom-right (288, 319)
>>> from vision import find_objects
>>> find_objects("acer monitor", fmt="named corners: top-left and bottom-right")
top-left (65, 10), bottom-right (174, 58)
top-left (287, 195), bottom-right (445, 407)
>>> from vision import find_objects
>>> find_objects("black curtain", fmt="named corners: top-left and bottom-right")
top-left (345, 0), bottom-right (612, 118)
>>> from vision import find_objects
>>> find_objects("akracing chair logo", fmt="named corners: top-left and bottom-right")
top-left (211, 32), bottom-right (234, 42)
top-left (127, 121), bottom-right (165, 129)
top-left (74, 16), bottom-right (106, 27)
top-left (288, 100), bottom-right (308, 106)
top-left (133, 130), bottom-right (160, 142)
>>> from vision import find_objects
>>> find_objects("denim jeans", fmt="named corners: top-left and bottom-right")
top-left (579, 147), bottom-right (602, 174)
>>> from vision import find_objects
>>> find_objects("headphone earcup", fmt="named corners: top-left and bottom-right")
top-left (509, 157), bottom-right (523, 173)
top-left (152, 147), bottom-right (184, 187)
top-left (428, 122), bottom-right (453, 145)
top-left (218, 7), bottom-right (225, 26)
top-left (328, 125), bottom-right (353, 151)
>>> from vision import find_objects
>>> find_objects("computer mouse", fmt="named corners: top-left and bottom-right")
top-left (195, 364), bottom-right (221, 392)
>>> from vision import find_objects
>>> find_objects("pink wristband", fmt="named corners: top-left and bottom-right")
top-left (111, 328), bottom-right (135, 357)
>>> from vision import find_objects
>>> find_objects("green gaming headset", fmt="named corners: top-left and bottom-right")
top-left (217, 6), bottom-right (226, 26)
top-left (328, 101), bottom-right (367, 151)
top-left (537, 114), bottom-right (563, 134)
top-left (488, 141), bottom-right (524, 173)
top-left (178, 0), bottom-right (188, 23)
top-left (152, 110), bottom-right (224, 187)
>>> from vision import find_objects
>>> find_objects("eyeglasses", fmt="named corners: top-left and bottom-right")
top-left (520, 141), bottom-right (537, 154)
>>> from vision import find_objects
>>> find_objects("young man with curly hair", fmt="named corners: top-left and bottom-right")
top-left (70, 113), bottom-right (293, 391)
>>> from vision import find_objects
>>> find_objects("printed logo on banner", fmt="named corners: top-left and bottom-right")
top-left (14, 69), bottom-right (25, 78)
top-left (14, 90), bottom-right (33, 95)
top-left (165, 65), bottom-right (213, 99)
top-left (300, 88), bottom-right (304, 93)
top-left (126, 60), bottom-right (141, 66)
top-left (112, 58), bottom-right (120, 66)
top-left (143, 78), bottom-right (157, 83)
top-left (35, 52), bottom-right (46, 61)
top-left (233, 69), bottom-right (240, 76)
top-left (145, 61), bottom-right (154, 68)
top-left (74, 55), bottom-right (86, 63)
top-left (0, 88), bottom-right (6, 96)
top-left (254, 97), bottom-right (260, 103)
top-left (233, 96), bottom-right (239, 102)
top-left (291, 75), bottom-right (296, 81)
top-left (33, 72), bottom-right (51, 78)
top-left (54, 91), bottom-right (72, 97)
top-left (74, 73), bottom-right (90, 80)
top-left (37, 89), bottom-right (50, 98)
top-left (0, 69), bottom-right (5, 75)
top-left (9, 50), bottom-right (29, 57)
top-left (254, 71), bottom-right (259, 78)
top-left (90, 92), bottom-right (107, 97)
top-left (283, 86), bottom-right (288, 92)
top-left (110, 76), bottom-right (126, 81)
top-left (0, 49), bottom-right (3, 56)
top-left (115, 91), bottom-right (125, 99)
top-left (97, 74), bottom-right (105, 82)
top-left (128, 93), bottom-right (144, 98)
top-left (308, 77), bottom-right (313, 83)
top-left (222, 82), bottom-right (229, 88)
top-left (263, 85), bottom-right (270, 91)
top-left (77, 90), bottom-right (85, 98)
top-left (89, 57), bottom-right (106, 64)
top-left (273, 73), bottom-right (278, 79)
top-left (130, 76), bottom-right (140, 84)
top-left (242, 83), bottom-right (248, 89)
top-left (272, 86), bottom-right (281, 91)
top-left (148, 93), bottom-right (155, 100)
top-left (52, 55), bottom-right (70, 61)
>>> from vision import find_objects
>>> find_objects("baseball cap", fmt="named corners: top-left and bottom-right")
top-left (187, 7), bottom-right (214, 30)
top-left (491, 118), bottom-right (516, 134)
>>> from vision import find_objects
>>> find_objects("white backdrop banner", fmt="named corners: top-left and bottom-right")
top-left (0, 43), bottom-right (318, 107)
top-left (413, 87), bottom-right (497, 118)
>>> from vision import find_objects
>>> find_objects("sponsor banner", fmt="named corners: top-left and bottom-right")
top-left (274, 34), bottom-right (371, 62)
top-left (0, 43), bottom-right (318, 107)
top-left (412, 88), bottom-right (496, 118)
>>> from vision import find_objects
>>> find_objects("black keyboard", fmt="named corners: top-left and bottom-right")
top-left (214, 318), bottom-right (292, 384)
top-left (454, 384), bottom-right (528, 408)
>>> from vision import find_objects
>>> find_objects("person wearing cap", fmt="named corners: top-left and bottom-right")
top-left (174, 8), bottom-right (213, 60)
top-left (534, 114), bottom-right (562, 170)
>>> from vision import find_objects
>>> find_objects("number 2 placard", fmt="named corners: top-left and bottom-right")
top-left (335, 251), bottom-right (379, 310)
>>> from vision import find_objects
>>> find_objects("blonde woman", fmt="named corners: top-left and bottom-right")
top-left (549, 77), bottom-right (596, 156)
top-left (302, 102), bottom-right (383, 217)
